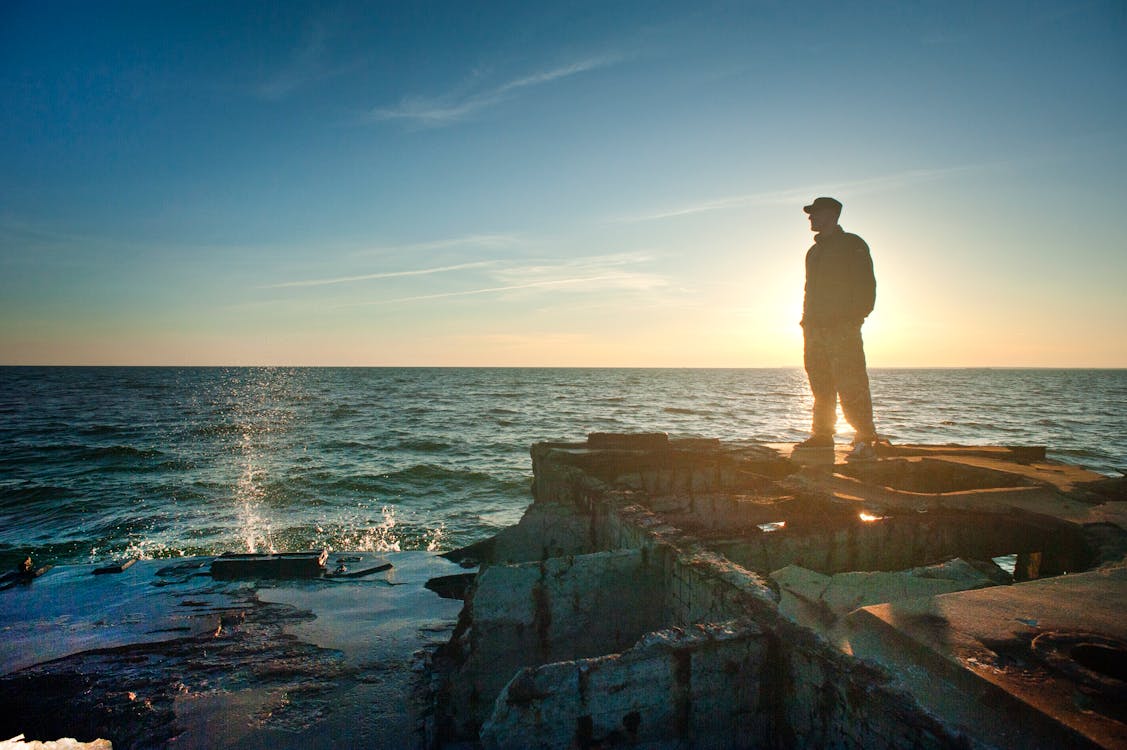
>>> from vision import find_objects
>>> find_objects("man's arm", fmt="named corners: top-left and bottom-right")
top-left (848, 239), bottom-right (876, 322)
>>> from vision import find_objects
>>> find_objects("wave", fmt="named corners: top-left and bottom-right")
top-left (1051, 447), bottom-right (1106, 459)
top-left (0, 482), bottom-right (72, 506)
top-left (77, 424), bottom-right (127, 437)
top-left (394, 438), bottom-right (454, 453)
top-left (236, 464), bottom-right (505, 506)
top-left (320, 439), bottom-right (379, 451)
top-left (663, 407), bottom-right (707, 415)
top-left (14, 443), bottom-right (166, 461)
top-left (381, 464), bottom-right (498, 486)
top-left (88, 445), bottom-right (165, 460)
top-left (0, 501), bottom-right (112, 543)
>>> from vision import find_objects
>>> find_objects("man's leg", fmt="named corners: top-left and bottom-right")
top-left (803, 327), bottom-right (838, 438)
top-left (828, 324), bottom-right (876, 442)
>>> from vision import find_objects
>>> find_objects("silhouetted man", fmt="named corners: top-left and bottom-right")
top-left (795, 197), bottom-right (878, 459)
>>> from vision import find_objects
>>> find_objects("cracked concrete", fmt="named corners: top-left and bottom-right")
top-left (432, 433), bottom-right (1127, 749)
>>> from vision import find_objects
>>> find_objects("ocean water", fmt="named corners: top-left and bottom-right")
top-left (1, 367), bottom-right (1124, 568)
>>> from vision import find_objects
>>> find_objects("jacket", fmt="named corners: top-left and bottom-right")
top-left (801, 225), bottom-right (875, 327)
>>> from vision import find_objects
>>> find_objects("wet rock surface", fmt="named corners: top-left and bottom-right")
top-left (0, 552), bottom-right (464, 749)
top-left (1, 592), bottom-right (337, 747)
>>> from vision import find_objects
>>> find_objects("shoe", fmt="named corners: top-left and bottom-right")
top-left (794, 435), bottom-right (834, 449)
top-left (846, 441), bottom-right (877, 462)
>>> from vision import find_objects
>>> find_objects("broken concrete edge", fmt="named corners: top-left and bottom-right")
top-left (209, 550), bottom-right (332, 580)
top-left (433, 435), bottom-right (1127, 748)
top-left (480, 612), bottom-right (982, 750)
top-left (676, 546), bottom-right (780, 608)
top-left (481, 619), bottom-right (763, 748)
top-left (440, 535), bottom-right (495, 566)
top-left (531, 438), bottom-right (794, 507)
top-left (786, 469), bottom-right (1114, 552)
top-left (424, 572), bottom-right (478, 600)
top-left (845, 605), bottom-right (1113, 750)
top-left (434, 501), bottom-right (796, 735)
top-left (587, 432), bottom-right (671, 450)
top-left (435, 546), bottom-right (677, 735)
top-left (874, 443), bottom-right (1048, 462)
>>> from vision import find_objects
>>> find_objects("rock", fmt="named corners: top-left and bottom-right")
top-left (587, 432), bottom-right (670, 450)
top-left (425, 573), bottom-right (477, 600)
top-left (0, 736), bottom-right (112, 749)
top-left (771, 557), bottom-right (1005, 631)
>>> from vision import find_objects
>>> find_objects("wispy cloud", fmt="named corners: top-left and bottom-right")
top-left (489, 251), bottom-right (661, 288)
top-left (613, 165), bottom-right (992, 223)
top-left (352, 233), bottom-right (524, 256)
top-left (258, 17), bottom-right (356, 101)
top-left (264, 234), bottom-right (526, 288)
top-left (264, 260), bottom-right (495, 289)
top-left (365, 274), bottom-right (631, 304)
top-left (367, 56), bottom-right (619, 127)
top-left (341, 252), bottom-right (666, 305)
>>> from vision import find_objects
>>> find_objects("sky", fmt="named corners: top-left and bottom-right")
top-left (1, 0), bottom-right (1125, 367)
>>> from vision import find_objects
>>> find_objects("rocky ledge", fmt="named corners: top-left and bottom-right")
top-left (429, 434), bottom-right (1127, 750)
top-left (0, 552), bottom-right (465, 749)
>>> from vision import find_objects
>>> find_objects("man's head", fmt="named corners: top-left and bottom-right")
top-left (804, 196), bottom-right (842, 234)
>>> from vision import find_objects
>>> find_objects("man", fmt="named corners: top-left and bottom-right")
top-left (795, 197), bottom-right (879, 460)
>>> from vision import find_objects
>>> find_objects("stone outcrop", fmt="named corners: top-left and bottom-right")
top-left (431, 434), bottom-right (1127, 749)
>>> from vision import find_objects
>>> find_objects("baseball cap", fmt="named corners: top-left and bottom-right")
top-left (803, 197), bottom-right (843, 214)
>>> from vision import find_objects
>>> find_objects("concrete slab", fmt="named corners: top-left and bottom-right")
top-left (847, 566), bottom-right (1127, 749)
top-left (453, 435), bottom-right (1127, 748)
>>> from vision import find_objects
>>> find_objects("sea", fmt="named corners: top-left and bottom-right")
top-left (1, 367), bottom-right (1124, 569)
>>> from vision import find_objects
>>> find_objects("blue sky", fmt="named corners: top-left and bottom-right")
top-left (2, 0), bottom-right (1125, 366)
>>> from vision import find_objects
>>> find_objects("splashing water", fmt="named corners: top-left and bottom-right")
top-left (425, 523), bottom-right (447, 552)
top-left (238, 498), bottom-right (275, 554)
top-left (235, 432), bottom-right (276, 553)
top-left (344, 505), bottom-right (401, 552)
top-left (122, 537), bottom-right (185, 561)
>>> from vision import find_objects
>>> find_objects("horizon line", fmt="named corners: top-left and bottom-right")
top-left (2, 364), bottom-right (1124, 370)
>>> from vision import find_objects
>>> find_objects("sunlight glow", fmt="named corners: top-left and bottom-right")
top-left (1, 3), bottom-right (1123, 367)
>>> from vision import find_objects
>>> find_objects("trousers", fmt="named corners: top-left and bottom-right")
top-left (803, 323), bottom-right (876, 440)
